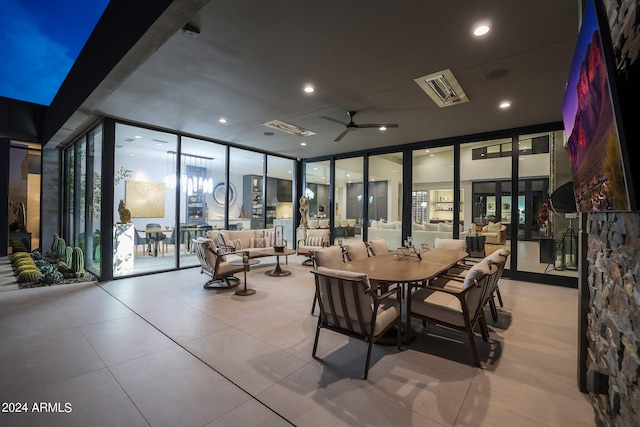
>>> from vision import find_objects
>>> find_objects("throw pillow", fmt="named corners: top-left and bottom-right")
top-left (250, 237), bottom-right (266, 248)
top-left (264, 231), bottom-right (276, 247)
top-left (306, 236), bottom-right (324, 246)
top-left (215, 234), bottom-right (235, 252)
top-left (438, 222), bottom-right (453, 232)
top-left (487, 221), bottom-right (502, 232)
top-left (231, 239), bottom-right (242, 250)
top-left (423, 223), bottom-right (439, 231)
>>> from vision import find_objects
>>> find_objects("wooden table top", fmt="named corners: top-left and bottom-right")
top-left (259, 247), bottom-right (296, 256)
top-left (327, 248), bottom-right (467, 283)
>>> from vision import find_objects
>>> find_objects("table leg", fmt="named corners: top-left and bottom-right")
top-left (265, 255), bottom-right (292, 277)
top-left (235, 265), bottom-right (256, 296)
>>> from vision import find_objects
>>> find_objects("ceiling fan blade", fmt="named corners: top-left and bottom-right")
top-left (334, 129), bottom-right (351, 142)
top-left (356, 123), bottom-right (400, 129)
top-left (320, 116), bottom-right (348, 126)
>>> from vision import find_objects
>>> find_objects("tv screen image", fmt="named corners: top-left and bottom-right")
top-left (561, 0), bottom-right (631, 212)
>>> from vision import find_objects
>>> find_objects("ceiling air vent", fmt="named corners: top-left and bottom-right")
top-left (263, 120), bottom-right (316, 137)
top-left (414, 69), bottom-right (469, 108)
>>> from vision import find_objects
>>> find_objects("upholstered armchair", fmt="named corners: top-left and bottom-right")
top-left (297, 228), bottom-right (330, 265)
top-left (311, 266), bottom-right (401, 379)
top-left (192, 238), bottom-right (245, 289)
top-left (480, 221), bottom-right (507, 245)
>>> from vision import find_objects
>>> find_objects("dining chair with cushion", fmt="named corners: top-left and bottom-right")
top-left (311, 266), bottom-right (402, 380)
top-left (310, 245), bottom-right (346, 314)
top-left (407, 261), bottom-right (498, 367)
top-left (133, 228), bottom-right (149, 257)
top-left (343, 241), bottom-right (370, 261)
top-left (192, 237), bottom-right (244, 288)
top-left (162, 227), bottom-right (178, 256)
top-left (145, 223), bottom-right (166, 256)
top-left (484, 248), bottom-right (509, 320)
top-left (368, 239), bottom-right (390, 256)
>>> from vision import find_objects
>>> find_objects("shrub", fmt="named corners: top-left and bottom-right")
top-left (40, 264), bottom-right (63, 284)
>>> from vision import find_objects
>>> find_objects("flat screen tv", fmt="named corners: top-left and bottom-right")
top-left (561, 0), bottom-right (635, 212)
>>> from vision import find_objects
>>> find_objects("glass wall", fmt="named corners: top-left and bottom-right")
top-left (8, 142), bottom-right (41, 252)
top-left (303, 160), bottom-right (331, 241)
top-left (229, 148), bottom-right (264, 230)
top-left (334, 157), bottom-right (362, 245)
top-left (411, 147), bottom-right (456, 250)
top-left (368, 153), bottom-right (403, 247)
top-left (113, 123), bottom-right (178, 276)
top-left (268, 155), bottom-right (295, 247)
top-left (179, 137), bottom-right (228, 267)
top-left (87, 127), bottom-right (102, 275)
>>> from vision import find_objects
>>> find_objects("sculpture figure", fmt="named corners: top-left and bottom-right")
top-left (118, 199), bottom-right (131, 224)
top-left (299, 196), bottom-right (309, 228)
top-left (9, 201), bottom-right (26, 231)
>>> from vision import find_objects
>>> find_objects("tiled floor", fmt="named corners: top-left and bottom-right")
top-left (0, 255), bottom-right (594, 426)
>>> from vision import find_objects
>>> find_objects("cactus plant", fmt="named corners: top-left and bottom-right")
top-left (65, 246), bottom-right (73, 267)
top-left (17, 269), bottom-right (43, 283)
top-left (54, 237), bottom-right (66, 262)
top-left (30, 249), bottom-right (43, 261)
top-left (71, 247), bottom-right (84, 278)
top-left (16, 264), bottom-right (38, 275)
top-left (56, 263), bottom-right (73, 278)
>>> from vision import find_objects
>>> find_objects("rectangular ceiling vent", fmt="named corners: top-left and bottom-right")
top-left (414, 69), bottom-right (469, 108)
top-left (263, 120), bottom-right (316, 137)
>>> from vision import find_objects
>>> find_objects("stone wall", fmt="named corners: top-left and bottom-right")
top-left (586, 212), bottom-right (640, 426)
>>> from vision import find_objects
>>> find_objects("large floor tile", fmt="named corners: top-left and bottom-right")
top-left (109, 346), bottom-right (252, 427)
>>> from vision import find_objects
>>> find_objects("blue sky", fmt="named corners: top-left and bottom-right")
top-left (0, 0), bottom-right (110, 106)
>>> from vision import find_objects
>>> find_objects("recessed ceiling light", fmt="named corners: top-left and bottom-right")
top-left (429, 154), bottom-right (435, 157)
top-left (134, 135), bottom-right (142, 139)
top-left (473, 24), bottom-right (490, 37)
top-left (219, 118), bottom-right (227, 124)
top-left (499, 101), bottom-right (511, 109)
top-left (379, 126), bottom-right (387, 131)
top-left (300, 142), bottom-right (306, 146)
top-left (425, 149), bottom-right (430, 153)
top-left (303, 84), bottom-right (315, 93)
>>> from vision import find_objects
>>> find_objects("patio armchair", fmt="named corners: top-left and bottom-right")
top-left (311, 266), bottom-right (402, 380)
top-left (192, 238), bottom-right (245, 289)
top-left (297, 228), bottom-right (330, 265)
top-left (407, 261), bottom-right (498, 367)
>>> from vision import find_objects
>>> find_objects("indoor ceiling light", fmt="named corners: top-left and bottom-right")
top-left (303, 85), bottom-right (315, 93)
top-left (473, 25), bottom-right (490, 36)
top-left (499, 101), bottom-right (511, 109)
top-left (263, 120), bottom-right (316, 137)
top-left (379, 126), bottom-right (387, 131)
top-left (414, 69), bottom-right (469, 108)
top-left (218, 118), bottom-right (227, 123)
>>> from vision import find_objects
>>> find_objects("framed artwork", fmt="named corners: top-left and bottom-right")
top-left (125, 181), bottom-right (165, 217)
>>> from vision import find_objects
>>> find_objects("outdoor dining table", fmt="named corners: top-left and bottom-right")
top-left (325, 247), bottom-right (468, 343)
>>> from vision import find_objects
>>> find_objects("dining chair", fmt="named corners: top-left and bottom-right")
top-left (145, 223), bottom-right (166, 256)
top-left (407, 261), bottom-right (498, 367)
top-left (310, 245), bottom-right (346, 314)
top-left (311, 266), bottom-right (401, 380)
top-left (133, 227), bottom-right (148, 257)
top-left (162, 227), bottom-right (178, 256)
top-left (343, 241), bottom-right (370, 261)
top-left (367, 239), bottom-right (390, 256)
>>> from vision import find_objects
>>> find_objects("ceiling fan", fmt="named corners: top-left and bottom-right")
top-left (320, 111), bottom-right (399, 142)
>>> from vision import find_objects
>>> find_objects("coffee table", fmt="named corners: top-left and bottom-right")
top-left (259, 247), bottom-right (296, 276)
top-left (229, 259), bottom-right (260, 295)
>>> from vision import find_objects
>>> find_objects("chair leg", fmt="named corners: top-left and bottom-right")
top-left (465, 319), bottom-right (481, 367)
top-left (364, 339), bottom-right (374, 380)
top-left (312, 319), bottom-right (322, 357)
top-left (489, 298), bottom-right (499, 322)
top-left (311, 293), bottom-right (318, 315)
top-left (478, 315), bottom-right (489, 342)
top-left (495, 286), bottom-right (504, 307)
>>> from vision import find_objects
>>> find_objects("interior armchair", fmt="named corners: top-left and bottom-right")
top-left (311, 266), bottom-right (401, 380)
top-left (480, 221), bottom-right (507, 245)
top-left (297, 228), bottom-right (330, 265)
top-left (192, 238), bottom-right (244, 289)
